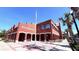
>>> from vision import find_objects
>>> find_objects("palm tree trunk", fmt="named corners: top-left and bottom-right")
top-left (67, 24), bottom-right (77, 44)
top-left (71, 13), bottom-right (79, 37)
top-left (67, 24), bottom-right (73, 36)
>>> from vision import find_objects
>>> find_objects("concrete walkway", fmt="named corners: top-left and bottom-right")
top-left (6, 39), bottom-right (72, 51)
top-left (0, 41), bottom-right (13, 51)
top-left (6, 42), bottom-right (42, 51)
top-left (51, 39), bottom-right (72, 51)
top-left (0, 38), bottom-right (72, 51)
top-left (31, 39), bottom-right (72, 51)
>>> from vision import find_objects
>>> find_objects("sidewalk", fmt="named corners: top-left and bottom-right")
top-left (52, 39), bottom-right (72, 51)
top-left (0, 41), bottom-right (13, 51)
top-left (6, 39), bottom-right (72, 51)
top-left (34, 39), bottom-right (72, 51)
top-left (0, 38), bottom-right (72, 51)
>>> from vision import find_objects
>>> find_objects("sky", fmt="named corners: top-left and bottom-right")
top-left (0, 7), bottom-right (79, 34)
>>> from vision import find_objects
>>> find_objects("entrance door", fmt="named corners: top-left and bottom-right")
top-left (46, 34), bottom-right (51, 41)
top-left (36, 35), bottom-right (39, 41)
top-left (27, 34), bottom-right (31, 41)
top-left (32, 34), bottom-right (35, 41)
top-left (41, 34), bottom-right (45, 41)
top-left (19, 33), bottom-right (25, 42)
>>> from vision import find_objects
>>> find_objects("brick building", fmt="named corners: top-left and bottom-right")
top-left (5, 19), bottom-right (63, 42)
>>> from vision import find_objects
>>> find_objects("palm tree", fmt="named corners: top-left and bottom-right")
top-left (71, 7), bottom-right (79, 37)
top-left (72, 13), bottom-right (79, 37)
top-left (71, 7), bottom-right (79, 20)
top-left (59, 13), bottom-right (76, 44)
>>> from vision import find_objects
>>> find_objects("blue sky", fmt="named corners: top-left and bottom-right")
top-left (0, 7), bottom-right (79, 34)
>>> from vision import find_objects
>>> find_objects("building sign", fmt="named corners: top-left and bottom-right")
top-left (22, 26), bottom-right (35, 30)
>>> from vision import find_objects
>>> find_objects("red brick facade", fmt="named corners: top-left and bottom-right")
top-left (5, 19), bottom-right (63, 42)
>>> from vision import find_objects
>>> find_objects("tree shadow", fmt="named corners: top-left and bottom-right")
top-left (49, 47), bottom-right (66, 51)
top-left (53, 44), bottom-right (70, 48)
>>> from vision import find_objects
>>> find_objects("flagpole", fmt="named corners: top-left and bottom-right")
top-left (35, 10), bottom-right (37, 42)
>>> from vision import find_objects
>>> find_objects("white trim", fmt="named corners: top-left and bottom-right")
top-left (31, 34), bottom-right (32, 41)
top-left (18, 31), bottom-right (27, 33)
top-left (15, 40), bottom-right (19, 43)
top-left (51, 21), bottom-right (59, 30)
top-left (7, 32), bottom-right (52, 35)
top-left (18, 31), bottom-right (35, 34)
top-left (36, 32), bottom-right (51, 34)
top-left (24, 34), bottom-right (27, 42)
top-left (7, 32), bottom-right (17, 35)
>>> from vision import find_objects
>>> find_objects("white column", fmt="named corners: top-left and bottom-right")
top-left (40, 34), bottom-right (41, 41)
top-left (44, 34), bottom-right (47, 43)
top-left (39, 34), bottom-right (41, 41)
top-left (31, 34), bottom-right (32, 41)
top-left (15, 33), bottom-right (19, 43)
top-left (35, 33), bottom-right (37, 41)
top-left (24, 33), bottom-right (27, 42)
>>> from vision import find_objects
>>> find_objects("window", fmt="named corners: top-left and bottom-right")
top-left (40, 24), bottom-right (50, 30)
top-left (45, 24), bottom-right (50, 29)
top-left (51, 24), bottom-right (53, 29)
top-left (41, 25), bottom-right (45, 29)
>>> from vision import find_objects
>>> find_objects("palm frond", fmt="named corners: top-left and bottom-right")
top-left (59, 17), bottom-right (66, 26)
top-left (64, 13), bottom-right (69, 18)
top-left (68, 14), bottom-right (73, 23)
